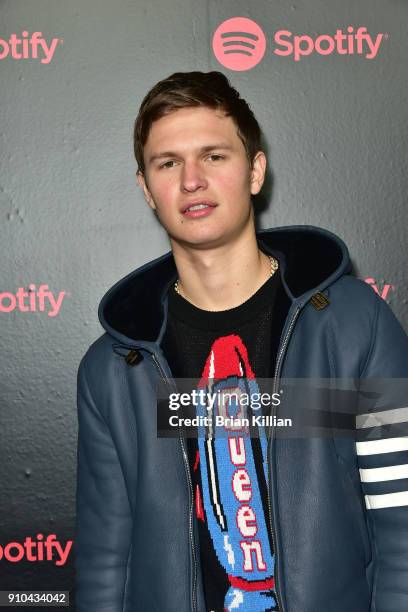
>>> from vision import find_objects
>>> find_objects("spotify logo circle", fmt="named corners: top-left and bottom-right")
top-left (212, 17), bottom-right (266, 71)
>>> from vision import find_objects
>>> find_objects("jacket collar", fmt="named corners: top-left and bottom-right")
top-left (98, 224), bottom-right (351, 346)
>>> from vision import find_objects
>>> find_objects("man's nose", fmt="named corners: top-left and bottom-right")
top-left (180, 160), bottom-right (208, 192)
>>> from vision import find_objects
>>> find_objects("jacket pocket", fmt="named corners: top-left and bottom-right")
top-left (337, 454), bottom-right (373, 568)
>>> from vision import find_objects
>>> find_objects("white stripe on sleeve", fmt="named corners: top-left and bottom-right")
top-left (356, 406), bottom-right (408, 429)
top-left (359, 463), bottom-right (408, 482)
top-left (356, 437), bottom-right (408, 456)
top-left (365, 490), bottom-right (408, 510)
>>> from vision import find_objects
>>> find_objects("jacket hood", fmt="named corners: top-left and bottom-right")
top-left (98, 225), bottom-right (351, 347)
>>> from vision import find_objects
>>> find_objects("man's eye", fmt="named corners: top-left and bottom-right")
top-left (208, 154), bottom-right (224, 161)
top-left (159, 160), bottom-right (176, 169)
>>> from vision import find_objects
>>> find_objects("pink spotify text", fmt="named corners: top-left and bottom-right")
top-left (0, 534), bottom-right (72, 566)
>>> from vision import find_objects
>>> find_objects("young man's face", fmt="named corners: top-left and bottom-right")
top-left (137, 106), bottom-right (266, 250)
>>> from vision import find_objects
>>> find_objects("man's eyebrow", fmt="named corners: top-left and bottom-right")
top-left (148, 143), bottom-right (234, 165)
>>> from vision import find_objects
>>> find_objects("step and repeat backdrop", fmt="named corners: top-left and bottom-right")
top-left (1, 0), bottom-right (407, 609)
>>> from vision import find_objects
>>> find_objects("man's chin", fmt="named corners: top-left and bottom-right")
top-left (166, 211), bottom-right (254, 252)
top-left (169, 228), bottom-right (232, 251)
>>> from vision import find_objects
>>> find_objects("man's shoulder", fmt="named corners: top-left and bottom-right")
top-left (318, 275), bottom-right (383, 366)
top-left (77, 332), bottom-right (119, 395)
top-left (324, 274), bottom-right (407, 371)
top-left (328, 273), bottom-right (379, 315)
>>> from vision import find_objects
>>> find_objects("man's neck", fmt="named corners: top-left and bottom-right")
top-left (170, 224), bottom-right (272, 311)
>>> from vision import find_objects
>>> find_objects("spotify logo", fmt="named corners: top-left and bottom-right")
top-left (212, 17), bottom-right (266, 72)
top-left (213, 18), bottom-right (386, 71)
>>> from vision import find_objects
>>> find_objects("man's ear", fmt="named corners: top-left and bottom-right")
top-left (136, 170), bottom-right (156, 210)
top-left (249, 151), bottom-right (267, 196)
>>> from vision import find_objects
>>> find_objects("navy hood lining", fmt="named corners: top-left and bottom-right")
top-left (99, 225), bottom-right (350, 344)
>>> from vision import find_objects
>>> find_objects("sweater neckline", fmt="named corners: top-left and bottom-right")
top-left (167, 265), bottom-right (281, 332)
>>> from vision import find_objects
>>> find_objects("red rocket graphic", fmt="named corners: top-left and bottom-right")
top-left (198, 334), bottom-right (256, 389)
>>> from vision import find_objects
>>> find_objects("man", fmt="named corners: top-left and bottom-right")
top-left (75, 71), bottom-right (408, 612)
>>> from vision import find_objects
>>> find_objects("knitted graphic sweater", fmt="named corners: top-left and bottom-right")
top-left (161, 264), bottom-right (290, 612)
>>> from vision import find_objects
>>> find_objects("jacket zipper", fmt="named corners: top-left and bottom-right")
top-left (267, 304), bottom-right (302, 612)
top-left (135, 348), bottom-right (198, 612)
top-left (179, 433), bottom-right (198, 612)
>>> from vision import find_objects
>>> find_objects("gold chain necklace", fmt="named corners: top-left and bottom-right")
top-left (174, 254), bottom-right (279, 297)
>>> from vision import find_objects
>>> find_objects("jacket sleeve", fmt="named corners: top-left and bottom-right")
top-left (355, 294), bottom-right (408, 612)
top-left (75, 354), bottom-right (133, 612)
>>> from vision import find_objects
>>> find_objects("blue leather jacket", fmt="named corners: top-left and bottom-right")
top-left (75, 225), bottom-right (408, 612)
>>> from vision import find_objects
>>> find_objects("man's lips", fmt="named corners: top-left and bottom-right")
top-left (180, 200), bottom-right (218, 213)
